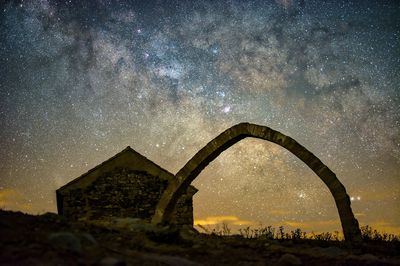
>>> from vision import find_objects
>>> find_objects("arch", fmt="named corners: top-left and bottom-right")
top-left (152, 123), bottom-right (361, 242)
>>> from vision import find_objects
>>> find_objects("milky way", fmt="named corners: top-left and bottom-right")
top-left (0, 0), bottom-right (399, 234)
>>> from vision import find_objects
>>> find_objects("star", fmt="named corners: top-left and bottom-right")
top-left (0, 0), bottom-right (398, 235)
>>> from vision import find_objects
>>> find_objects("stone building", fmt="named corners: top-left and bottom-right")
top-left (56, 146), bottom-right (197, 226)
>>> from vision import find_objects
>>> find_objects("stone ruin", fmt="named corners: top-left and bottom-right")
top-left (152, 123), bottom-right (362, 242)
top-left (56, 146), bottom-right (197, 227)
top-left (57, 123), bottom-right (361, 242)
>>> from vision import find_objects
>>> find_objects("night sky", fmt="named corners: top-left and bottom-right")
top-left (0, 0), bottom-right (399, 234)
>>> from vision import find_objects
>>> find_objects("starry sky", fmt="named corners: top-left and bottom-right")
top-left (0, 0), bottom-right (399, 234)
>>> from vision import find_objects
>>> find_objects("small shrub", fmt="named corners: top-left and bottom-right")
top-left (311, 232), bottom-right (333, 241)
top-left (258, 225), bottom-right (275, 240)
top-left (290, 228), bottom-right (303, 240)
top-left (278, 226), bottom-right (285, 239)
top-left (221, 222), bottom-right (231, 236)
top-left (239, 226), bottom-right (253, 238)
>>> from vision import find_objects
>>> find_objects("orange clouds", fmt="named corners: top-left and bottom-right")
top-left (0, 188), bottom-right (56, 214)
top-left (194, 215), bottom-right (254, 226)
top-left (367, 221), bottom-right (400, 235)
top-left (0, 188), bottom-right (34, 213)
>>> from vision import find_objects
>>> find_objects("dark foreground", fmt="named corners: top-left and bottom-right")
top-left (0, 210), bottom-right (399, 266)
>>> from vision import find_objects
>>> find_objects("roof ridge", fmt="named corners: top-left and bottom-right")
top-left (124, 147), bottom-right (175, 177)
top-left (57, 146), bottom-right (173, 191)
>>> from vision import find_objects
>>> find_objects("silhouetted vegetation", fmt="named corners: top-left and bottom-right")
top-left (360, 225), bottom-right (400, 242)
top-left (1, 210), bottom-right (399, 265)
top-left (197, 223), bottom-right (400, 243)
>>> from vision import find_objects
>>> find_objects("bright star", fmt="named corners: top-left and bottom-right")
top-left (222, 106), bottom-right (231, 113)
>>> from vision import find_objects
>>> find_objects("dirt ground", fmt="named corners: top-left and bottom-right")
top-left (0, 210), bottom-right (399, 265)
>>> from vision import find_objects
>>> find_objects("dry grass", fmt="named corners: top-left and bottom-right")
top-left (197, 223), bottom-right (400, 243)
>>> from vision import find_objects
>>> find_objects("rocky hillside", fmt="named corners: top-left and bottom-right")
top-left (0, 210), bottom-right (399, 265)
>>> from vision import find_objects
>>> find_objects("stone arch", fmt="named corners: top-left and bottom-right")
top-left (152, 123), bottom-right (361, 242)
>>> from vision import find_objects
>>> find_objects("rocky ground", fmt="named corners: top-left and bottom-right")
top-left (0, 210), bottom-right (399, 266)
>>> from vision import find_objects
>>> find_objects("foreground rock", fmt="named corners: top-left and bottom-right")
top-left (0, 210), bottom-right (399, 265)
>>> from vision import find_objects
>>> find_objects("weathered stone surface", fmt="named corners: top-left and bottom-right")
top-left (98, 257), bottom-right (126, 266)
top-left (48, 232), bottom-right (82, 253)
top-left (278, 253), bottom-right (303, 265)
top-left (140, 254), bottom-right (202, 266)
top-left (56, 147), bottom-right (197, 227)
top-left (152, 123), bottom-right (361, 242)
top-left (80, 232), bottom-right (98, 247)
top-left (59, 168), bottom-right (194, 226)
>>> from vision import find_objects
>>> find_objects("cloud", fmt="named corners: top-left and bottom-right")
top-left (366, 221), bottom-right (400, 235)
top-left (268, 209), bottom-right (292, 216)
top-left (0, 188), bottom-right (18, 206)
top-left (194, 215), bottom-right (254, 226)
top-left (0, 188), bottom-right (34, 213)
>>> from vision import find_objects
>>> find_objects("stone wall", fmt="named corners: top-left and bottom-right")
top-left (172, 192), bottom-right (194, 226)
top-left (60, 168), bottom-right (193, 226)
